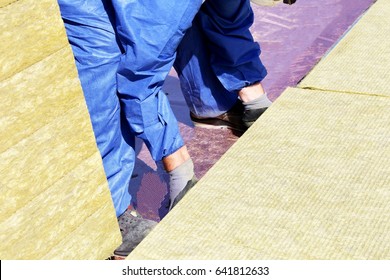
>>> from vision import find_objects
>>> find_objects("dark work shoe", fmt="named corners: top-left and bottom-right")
top-left (242, 107), bottom-right (269, 128)
top-left (169, 176), bottom-right (198, 210)
top-left (190, 100), bottom-right (246, 132)
top-left (114, 209), bottom-right (157, 257)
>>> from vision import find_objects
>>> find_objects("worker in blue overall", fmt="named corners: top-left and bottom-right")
top-left (58, 0), bottom-right (270, 257)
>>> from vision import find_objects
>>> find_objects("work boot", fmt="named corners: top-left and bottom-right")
top-left (190, 100), bottom-right (246, 132)
top-left (114, 209), bottom-right (157, 257)
top-left (169, 176), bottom-right (198, 210)
top-left (190, 99), bottom-right (270, 131)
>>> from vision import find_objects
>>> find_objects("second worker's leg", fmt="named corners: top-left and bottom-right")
top-left (202, 0), bottom-right (272, 128)
top-left (177, 0), bottom-right (271, 131)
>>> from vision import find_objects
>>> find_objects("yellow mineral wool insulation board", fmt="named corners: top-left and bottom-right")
top-left (299, 0), bottom-right (390, 97)
top-left (129, 88), bottom-right (390, 260)
top-left (0, 0), bottom-right (17, 8)
top-left (0, 48), bottom-right (82, 153)
top-left (0, 0), bottom-right (69, 81)
top-left (0, 0), bottom-right (121, 259)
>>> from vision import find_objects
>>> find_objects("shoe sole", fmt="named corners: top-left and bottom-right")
top-left (190, 116), bottom-right (246, 132)
top-left (250, 0), bottom-right (281, 6)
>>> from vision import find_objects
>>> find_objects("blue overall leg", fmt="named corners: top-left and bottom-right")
top-left (58, 0), bottom-right (135, 217)
top-left (175, 0), bottom-right (268, 118)
top-left (111, 0), bottom-right (202, 161)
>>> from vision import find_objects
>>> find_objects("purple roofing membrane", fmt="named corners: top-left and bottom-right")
top-left (132, 0), bottom-right (375, 220)
top-left (252, 0), bottom-right (374, 100)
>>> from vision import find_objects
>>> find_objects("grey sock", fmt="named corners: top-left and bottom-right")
top-left (168, 158), bottom-right (195, 206)
top-left (242, 93), bottom-right (272, 111)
